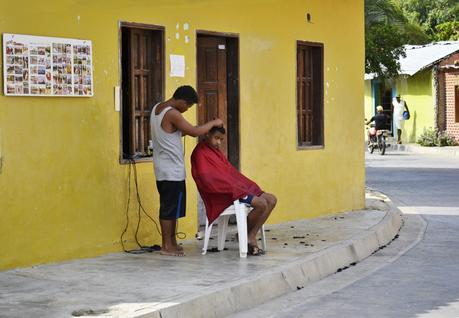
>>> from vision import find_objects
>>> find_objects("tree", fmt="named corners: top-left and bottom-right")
top-left (395, 0), bottom-right (459, 39)
top-left (365, 0), bottom-right (459, 78)
top-left (402, 23), bottom-right (431, 44)
top-left (365, 0), bottom-right (428, 78)
top-left (435, 21), bottom-right (459, 40)
top-left (366, 23), bottom-right (406, 78)
top-left (365, 0), bottom-right (406, 28)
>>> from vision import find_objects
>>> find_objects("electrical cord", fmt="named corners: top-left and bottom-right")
top-left (176, 219), bottom-right (186, 239)
top-left (120, 161), bottom-right (147, 254)
top-left (120, 157), bottom-right (186, 254)
top-left (120, 159), bottom-right (161, 254)
top-left (131, 160), bottom-right (162, 235)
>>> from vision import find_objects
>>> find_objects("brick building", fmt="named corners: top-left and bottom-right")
top-left (438, 53), bottom-right (459, 140)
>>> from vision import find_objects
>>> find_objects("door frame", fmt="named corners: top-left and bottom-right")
top-left (372, 79), bottom-right (395, 136)
top-left (118, 21), bottom-right (165, 164)
top-left (195, 30), bottom-right (240, 169)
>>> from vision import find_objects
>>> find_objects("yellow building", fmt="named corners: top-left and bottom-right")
top-left (0, 0), bottom-right (365, 270)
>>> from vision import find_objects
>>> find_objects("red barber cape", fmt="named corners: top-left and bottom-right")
top-left (191, 142), bottom-right (263, 224)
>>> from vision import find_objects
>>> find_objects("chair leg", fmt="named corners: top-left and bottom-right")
top-left (202, 219), bottom-right (213, 255)
top-left (218, 215), bottom-right (230, 251)
top-left (260, 225), bottom-right (267, 251)
top-left (234, 201), bottom-right (248, 258)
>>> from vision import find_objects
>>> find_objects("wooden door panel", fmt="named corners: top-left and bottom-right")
top-left (297, 45), bottom-right (314, 145)
top-left (204, 49), bottom-right (218, 82)
top-left (197, 36), bottom-right (228, 156)
top-left (204, 92), bottom-right (218, 120)
top-left (133, 76), bottom-right (140, 111)
top-left (135, 117), bottom-right (140, 148)
top-left (129, 29), bottom-right (156, 154)
top-left (121, 26), bottom-right (163, 158)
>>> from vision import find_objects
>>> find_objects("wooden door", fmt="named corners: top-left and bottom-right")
top-left (122, 27), bottom-right (162, 157)
top-left (297, 45), bottom-right (314, 145)
top-left (297, 42), bottom-right (323, 146)
top-left (197, 36), bottom-right (228, 156)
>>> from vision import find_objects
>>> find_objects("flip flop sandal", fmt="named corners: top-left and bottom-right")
top-left (248, 244), bottom-right (264, 256)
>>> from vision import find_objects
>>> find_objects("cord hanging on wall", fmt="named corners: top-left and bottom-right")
top-left (120, 159), bottom-right (186, 254)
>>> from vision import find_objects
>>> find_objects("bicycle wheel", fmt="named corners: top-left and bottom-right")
top-left (369, 143), bottom-right (375, 154)
top-left (379, 137), bottom-right (386, 155)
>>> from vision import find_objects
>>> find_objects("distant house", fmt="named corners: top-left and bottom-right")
top-left (364, 41), bottom-right (459, 142)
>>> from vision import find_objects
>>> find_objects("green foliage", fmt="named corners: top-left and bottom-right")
top-left (395, 0), bottom-right (459, 39)
top-left (417, 128), bottom-right (458, 147)
top-left (401, 23), bottom-right (431, 44)
top-left (365, 0), bottom-right (407, 27)
top-left (365, 0), bottom-right (458, 78)
top-left (435, 21), bottom-right (459, 40)
top-left (364, 0), bottom-right (430, 79)
top-left (365, 23), bottom-right (406, 78)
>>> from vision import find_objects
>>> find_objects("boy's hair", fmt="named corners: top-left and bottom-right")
top-left (173, 85), bottom-right (198, 105)
top-left (209, 126), bottom-right (226, 135)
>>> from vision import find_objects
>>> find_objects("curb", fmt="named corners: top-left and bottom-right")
top-left (132, 197), bottom-right (403, 318)
top-left (389, 144), bottom-right (459, 157)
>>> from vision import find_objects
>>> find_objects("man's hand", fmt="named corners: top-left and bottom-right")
top-left (212, 118), bottom-right (223, 127)
top-left (167, 110), bottom-right (225, 137)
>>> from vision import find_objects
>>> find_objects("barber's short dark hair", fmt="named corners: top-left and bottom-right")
top-left (209, 126), bottom-right (226, 135)
top-left (173, 85), bottom-right (198, 105)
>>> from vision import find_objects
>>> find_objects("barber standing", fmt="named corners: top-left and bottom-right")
top-left (150, 85), bottom-right (222, 256)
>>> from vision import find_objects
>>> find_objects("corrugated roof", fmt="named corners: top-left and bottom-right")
top-left (401, 41), bottom-right (459, 75)
top-left (365, 41), bottom-right (459, 80)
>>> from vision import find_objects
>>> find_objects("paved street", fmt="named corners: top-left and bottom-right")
top-left (232, 151), bottom-right (459, 318)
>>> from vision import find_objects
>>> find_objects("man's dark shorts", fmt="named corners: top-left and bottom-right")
top-left (156, 180), bottom-right (186, 220)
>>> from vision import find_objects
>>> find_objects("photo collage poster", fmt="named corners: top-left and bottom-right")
top-left (3, 33), bottom-right (93, 97)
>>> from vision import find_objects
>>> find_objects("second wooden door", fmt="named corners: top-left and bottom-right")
top-left (197, 35), bottom-right (228, 156)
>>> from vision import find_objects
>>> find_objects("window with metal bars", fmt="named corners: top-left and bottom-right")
top-left (296, 41), bottom-right (324, 147)
top-left (120, 24), bottom-right (164, 160)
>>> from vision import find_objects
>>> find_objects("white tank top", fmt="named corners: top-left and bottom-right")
top-left (150, 103), bottom-right (185, 181)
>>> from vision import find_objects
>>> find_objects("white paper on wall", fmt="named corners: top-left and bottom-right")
top-left (170, 54), bottom-right (185, 77)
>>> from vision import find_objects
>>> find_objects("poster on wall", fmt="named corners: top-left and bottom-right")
top-left (2, 33), bottom-right (93, 97)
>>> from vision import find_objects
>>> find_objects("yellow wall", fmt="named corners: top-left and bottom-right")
top-left (396, 70), bottom-right (435, 143)
top-left (0, 0), bottom-right (365, 270)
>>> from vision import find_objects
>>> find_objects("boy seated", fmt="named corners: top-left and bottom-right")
top-left (191, 126), bottom-right (277, 256)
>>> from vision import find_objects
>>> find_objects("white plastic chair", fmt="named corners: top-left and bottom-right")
top-left (202, 200), bottom-right (267, 258)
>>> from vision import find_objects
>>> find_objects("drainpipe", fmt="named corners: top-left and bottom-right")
top-left (433, 65), bottom-right (439, 131)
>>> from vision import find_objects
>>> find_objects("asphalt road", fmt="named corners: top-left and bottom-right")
top-left (232, 151), bottom-right (459, 318)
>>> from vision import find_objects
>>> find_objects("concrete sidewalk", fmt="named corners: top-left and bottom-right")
top-left (0, 190), bottom-right (401, 318)
top-left (390, 143), bottom-right (459, 157)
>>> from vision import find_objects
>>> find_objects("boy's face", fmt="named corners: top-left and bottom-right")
top-left (206, 131), bottom-right (225, 149)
